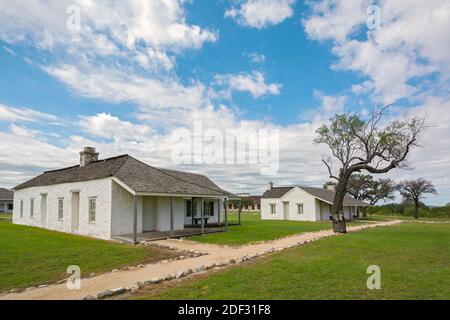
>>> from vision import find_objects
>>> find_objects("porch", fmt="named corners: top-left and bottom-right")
top-left (120, 193), bottom-right (243, 244)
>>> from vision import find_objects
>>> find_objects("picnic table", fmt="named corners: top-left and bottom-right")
top-left (194, 217), bottom-right (209, 225)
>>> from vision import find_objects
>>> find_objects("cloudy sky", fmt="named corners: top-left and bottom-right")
top-left (0, 0), bottom-right (449, 205)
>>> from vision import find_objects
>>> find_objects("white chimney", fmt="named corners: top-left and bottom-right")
top-left (325, 184), bottom-right (336, 192)
top-left (80, 147), bottom-right (99, 167)
top-left (267, 181), bottom-right (274, 191)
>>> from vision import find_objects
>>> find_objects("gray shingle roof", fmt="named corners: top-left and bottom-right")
top-left (0, 188), bottom-right (13, 200)
top-left (262, 187), bottom-right (294, 199)
top-left (262, 186), bottom-right (369, 207)
top-left (14, 155), bottom-right (237, 198)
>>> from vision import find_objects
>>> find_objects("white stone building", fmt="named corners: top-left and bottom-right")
top-left (13, 148), bottom-right (237, 241)
top-left (261, 183), bottom-right (369, 222)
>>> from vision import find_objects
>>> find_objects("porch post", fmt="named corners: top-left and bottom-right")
top-left (133, 195), bottom-right (138, 244)
top-left (191, 198), bottom-right (195, 227)
top-left (225, 198), bottom-right (228, 229)
top-left (217, 199), bottom-right (221, 226)
top-left (238, 199), bottom-right (242, 225)
top-left (170, 196), bottom-right (174, 237)
top-left (201, 197), bottom-right (205, 234)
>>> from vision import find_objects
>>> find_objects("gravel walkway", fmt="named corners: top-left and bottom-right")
top-left (0, 220), bottom-right (402, 300)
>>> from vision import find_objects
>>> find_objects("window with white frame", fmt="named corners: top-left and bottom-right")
top-left (88, 198), bottom-right (96, 223)
top-left (20, 200), bottom-right (23, 218)
top-left (58, 198), bottom-right (64, 221)
top-left (297, 203), bottom-right (304, 214)
top-left (270, 204), bottom-right (276, 214)
top-left (30, 199), bottom-right (34, 218)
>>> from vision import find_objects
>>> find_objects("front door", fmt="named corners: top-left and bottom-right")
top-left (71, 192), bottom-right (80, 232)
top-left (283, 202), bottom-right (289, 220)
top-left (40, 194), bottom-right (47, 226)
top-left (142, 197), bottom-right (156, 232)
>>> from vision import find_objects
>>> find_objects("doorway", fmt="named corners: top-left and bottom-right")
top-left (283, 202), bottom-right (290, 220)
top-left (142, 197), bottom-right (156, 232)
top-left (71, 192), bottom-right (80, 232)
top-left (40, 194), bottom-right (47, 226)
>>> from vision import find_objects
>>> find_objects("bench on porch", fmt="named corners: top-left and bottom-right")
top-left (193, 217), bottom-right (209, 226)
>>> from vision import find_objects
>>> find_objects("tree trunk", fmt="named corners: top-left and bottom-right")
top-left (331, 175), bottom-right (350, 233)
top-left (414, 199), bottom-right (419, 219)
top-left (362, 207), bottom-right (368, 218)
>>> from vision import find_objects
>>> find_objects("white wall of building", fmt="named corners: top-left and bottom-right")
top-left (261, 187), bottom-right (319, 222)
top-left (13, 178), bottom-right (113, 240)
top-left (111, 180), bottom-right (143, 236)
top-left (261, 187), bottom-right (360, 222)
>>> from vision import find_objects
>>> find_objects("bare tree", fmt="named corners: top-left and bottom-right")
top-left (315, 106), bottom-right (427, 233)
top-left (397, 179), bottom-right (437, 219)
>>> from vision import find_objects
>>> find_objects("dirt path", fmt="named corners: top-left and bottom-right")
top-left (0, 220), bottom-right (402, 300)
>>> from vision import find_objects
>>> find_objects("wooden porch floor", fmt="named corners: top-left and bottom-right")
top-left (113, 226), bottom-right (227, 243)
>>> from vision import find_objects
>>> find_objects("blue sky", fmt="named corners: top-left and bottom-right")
top-left (0, 0), bottom-right (449, 205)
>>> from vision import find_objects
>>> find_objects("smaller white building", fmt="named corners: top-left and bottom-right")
top-left (261, 183), bottom-right (369, 222)
top-left (0, 188), bottom-right (13, 214)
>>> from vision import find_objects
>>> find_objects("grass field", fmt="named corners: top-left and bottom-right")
top-left (134, 223), bottom-right (450, 300)
top-left (368, 214), bottom-right (450, 222)
top-left (0, 220), bottom-right (178, 292)
top-left (189, 214), bottom-right (368, 246)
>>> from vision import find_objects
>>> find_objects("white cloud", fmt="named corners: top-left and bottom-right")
top-left (78, 113), bottom-right (153, 142)
top-left (303, 0), bottom-right (450, 103)
top-left (2, 46), bottom-right (17, 56)
top-left (225, 0), bottom-right (296, 29)
top-left (0, 0), bottom-right (218, 93)
top-left (246, 52), bottom-right (266, 63)
top-left (0, 0), bottom-right (217, 54)
top-left (214, 71), bottom-right (281, 98)
top-left (0, 103), bottom-right (59, 123)
top-left (45, 64), bottom-right (208, 112)
top-left (313, 91), bottom-right (347, 114)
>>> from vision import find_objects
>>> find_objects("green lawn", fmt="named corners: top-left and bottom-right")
top-left (0, 220), bottom-right (177, 292)
top-left (134, 223), bottom-right (450, 300)
top-left (189, 214), bottom-right (367, 246)
top-left (0, 214), bottom-right (12, 219)
top-left (368, 214), bottom-right (450, 222)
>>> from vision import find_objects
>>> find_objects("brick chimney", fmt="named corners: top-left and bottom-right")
top-left (80, 147), bottom-right (99, 167)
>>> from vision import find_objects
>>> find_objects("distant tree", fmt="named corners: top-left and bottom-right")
top-left (365, 178), bottom-right (396, 206)
top-left (344, 174), bottom-right (395, 218)
top-left (323, 181), bottom-right (337, 190)
top-left (346, 174), bottom-right (373, 201)
top-left (315, 106), bottom-right (427, 233)
top-left (397, 179), bottom-right (437, 219)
